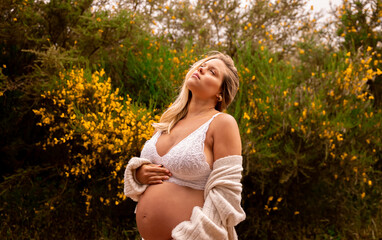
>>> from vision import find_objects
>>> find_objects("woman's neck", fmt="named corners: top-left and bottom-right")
top-left (185, 97), bottom-right (217, 119)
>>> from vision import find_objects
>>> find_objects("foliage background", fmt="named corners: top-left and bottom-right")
top-left (1, 0), bottom-right (381, 239)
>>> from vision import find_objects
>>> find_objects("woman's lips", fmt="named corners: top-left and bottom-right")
top-left (192, 73), bottom-right (200, 79)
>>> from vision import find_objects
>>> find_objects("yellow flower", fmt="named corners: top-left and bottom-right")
top-left (299, 49), bottom-right (305, 54)
top-left (13, 18), bottom-right (17, 22)
top-left (2, 64), bottom-right (6, 68)
top-left (336, 133), bottom-right (343, 141)
top-left (99, 68), bottom-right (105, 77)
top-left (268, 58), bottom-right (273, 63)
top-left (294, 211), bottom-right (300, 215)
top-left (367, 46), bottom-right (372, 52)
top-left (173, 57), bottom-right (180, 64)
top-left (361, 192), bottom-right (365, 199)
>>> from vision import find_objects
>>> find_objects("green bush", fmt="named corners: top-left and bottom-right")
top-left (235, 42), bottom-right (382, 239)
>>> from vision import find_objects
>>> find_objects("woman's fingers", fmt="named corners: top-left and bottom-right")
top-left (148, 180), bottom-right (164, 184)
top-left (151, 175), bottom-right (170, 181)
top-left (147, 164), bottom-right (172, 176)
top-left (145, 173), bottom-right (169, 182)
top-left (137, 163), bottom-right (172, 184)
top-left (148, 175), bottom-right (169, 185)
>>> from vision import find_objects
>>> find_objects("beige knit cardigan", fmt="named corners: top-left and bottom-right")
top-left (124, 155), bottom-right (246, 240)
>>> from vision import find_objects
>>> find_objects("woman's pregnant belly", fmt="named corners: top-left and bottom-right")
top-left (136, 182), bottom-right (204, 240)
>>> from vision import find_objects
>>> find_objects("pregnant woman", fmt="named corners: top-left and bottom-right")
top-left (124, 51), bottom-right (246, 240)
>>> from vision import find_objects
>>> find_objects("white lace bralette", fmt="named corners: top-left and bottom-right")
top-left (140, 112), bottom-right (222, 190)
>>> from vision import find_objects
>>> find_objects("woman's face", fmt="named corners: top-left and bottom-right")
top-left (186, 58), bottom-right (226, 100)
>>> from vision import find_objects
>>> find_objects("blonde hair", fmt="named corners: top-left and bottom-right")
top-left (153, 51), bottom-right (239, 133)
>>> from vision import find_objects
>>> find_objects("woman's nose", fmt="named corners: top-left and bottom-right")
top-left (198, 66), bottom-right (204, 74)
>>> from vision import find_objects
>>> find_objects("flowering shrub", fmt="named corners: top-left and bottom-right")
top-left (33, 68), bottom-right (158, 211)
top-left (235, 43), bottom-right (382, 238)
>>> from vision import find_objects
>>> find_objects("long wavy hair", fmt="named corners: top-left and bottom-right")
top-left (152, 51), bottom-right (239, 134)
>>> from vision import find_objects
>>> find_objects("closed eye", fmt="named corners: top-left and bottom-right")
top-left (201, 63), bottom-right (217, 76)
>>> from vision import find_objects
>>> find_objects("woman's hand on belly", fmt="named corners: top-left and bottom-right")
top-left (136, 164), bottom-right (172, 184)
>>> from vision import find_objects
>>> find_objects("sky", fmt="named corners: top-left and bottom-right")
top-left (306, 0), bottom-right (342, 19)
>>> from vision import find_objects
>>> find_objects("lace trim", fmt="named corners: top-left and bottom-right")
top-left (140, 112), bottom-right (222, 189)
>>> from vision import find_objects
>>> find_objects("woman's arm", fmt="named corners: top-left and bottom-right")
top-left (212, 113), bottom-right (242, 161)
top-left (124, 157), bottom-right (152, 202)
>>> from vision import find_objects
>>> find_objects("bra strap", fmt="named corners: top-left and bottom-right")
top-left (201, 112), bottom-right (222, 134)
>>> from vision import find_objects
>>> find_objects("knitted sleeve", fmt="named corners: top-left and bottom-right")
top-left (123, 157), bottom-right (152, 202)
top-left (171, 155), bottom-right (246, 240)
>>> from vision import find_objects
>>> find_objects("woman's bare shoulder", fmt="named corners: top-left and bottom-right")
top-left (211, 112), bottom-right (241, 160)
top-left (213, 113), bottom-right (239, 131)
